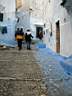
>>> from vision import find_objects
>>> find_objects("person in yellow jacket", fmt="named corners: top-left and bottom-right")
top-left (15, 28), bottom-right (24, 50)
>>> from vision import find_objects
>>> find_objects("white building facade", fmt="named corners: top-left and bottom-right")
top-left (0, 0), bottom-right (72, 56)
top-left (0, 0), bottom-right (16, 46)
top-left (42, 0), bottom-right (72, 57)
top-left (30, 0), bottom-right (72, 56)
top-left (29, 0), bottom-right (44, 38)
top-left (16, 0), bottom-right (31, 32)
top-left (0, 0), bottom-right (30, 46)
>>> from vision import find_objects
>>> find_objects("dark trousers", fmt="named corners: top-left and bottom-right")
top-left (26, 41), bottom-right (31, 49)
top-left (18, 40), bottom-right (22, 50)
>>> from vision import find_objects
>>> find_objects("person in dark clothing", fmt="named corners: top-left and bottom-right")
top-left (39, 31), bottom-right (43, 40)
top-left (25, 29), bottom-right (33, 50)
top-left (25, 33), bottom-right (27, 43)
top-left (15, 28), bottom-right (24, 50)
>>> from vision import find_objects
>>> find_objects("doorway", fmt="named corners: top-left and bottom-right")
top-left (36, 27), bottom-right (43, 39)
top-left (56, 21), bottom-right (60, 53)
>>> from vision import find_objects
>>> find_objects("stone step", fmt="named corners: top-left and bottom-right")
top-left (0, 46), bottom-right (48, 96)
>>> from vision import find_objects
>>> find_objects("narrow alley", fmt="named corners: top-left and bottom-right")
top-left (0, 0), bottom-right (72, 96)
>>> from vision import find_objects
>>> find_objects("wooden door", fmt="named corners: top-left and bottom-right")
top-left (56, 21), bottom-right (60, 53)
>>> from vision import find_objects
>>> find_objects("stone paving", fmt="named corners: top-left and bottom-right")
top-left (0, 46), bottom-right (48, 96)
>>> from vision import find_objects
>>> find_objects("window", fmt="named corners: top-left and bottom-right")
top-left (0, 13), bottom-right (3, 22)
top-left (0, 26), bottom-right (7, 34)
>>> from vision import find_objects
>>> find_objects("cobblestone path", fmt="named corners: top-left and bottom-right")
top-left (0, 47), bottom-right (48, 96)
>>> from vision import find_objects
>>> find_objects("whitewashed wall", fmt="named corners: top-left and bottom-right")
top-left (30, 16), bottom-right (44, 38)
top-left (16, 10), bottom-right (30, 32)
top-left (42, 0), bottom-right (56, 51)
top-left (16, 0), bottom-right (31, 33)
top-left (60, 10), bottom-right (72, 56)
top-left (43, 0), bottom-right (72, 56)
top-left (28, 0), bottom-right (44, 38)
top-left (52, 0), bottom-right (72, 56)
top-left (0, 0), bottom-right (16, 46)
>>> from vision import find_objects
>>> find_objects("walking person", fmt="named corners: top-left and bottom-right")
top-left (39, 31), bottom-right (43, 40)
top-left (25, 29), bottom-right (33, 50)
top-left (15, 28), bottom-right (24, 50)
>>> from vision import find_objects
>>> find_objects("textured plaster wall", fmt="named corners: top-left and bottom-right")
top-left (43, 0), bottom-right (72, 56)
top-left (0, 0), bottom-right (16, 44)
